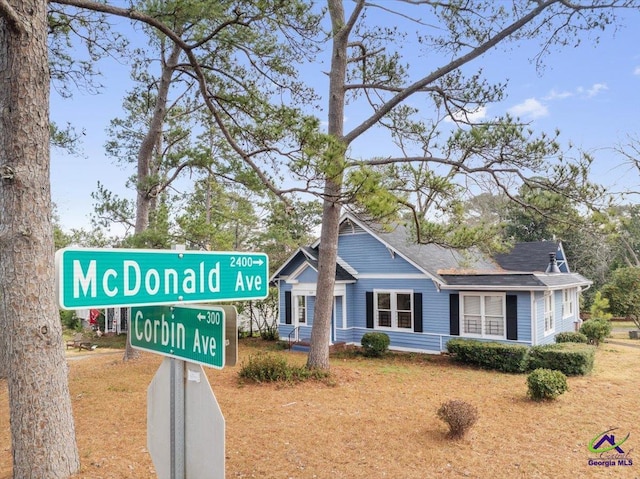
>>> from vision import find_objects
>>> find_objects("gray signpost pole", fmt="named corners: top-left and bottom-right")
top-left (170, 359), bottom-right (185, 479)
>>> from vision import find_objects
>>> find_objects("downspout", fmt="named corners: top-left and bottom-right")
top-left (530, 291), bottom-right (536, 346)
top-left (276, 279), bottom-right (282, 339)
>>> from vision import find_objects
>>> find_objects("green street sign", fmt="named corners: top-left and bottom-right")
top-left (130, 305), bottom-right (236, 369)
top-left (55, 248), bottom-right (268, 309)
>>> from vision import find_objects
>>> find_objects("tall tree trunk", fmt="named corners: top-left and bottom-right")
top-left (124, 41), bottom-right (182, 361)
top-left (134, 42), bottom-right (181, 234)
top-left (0, 1), bottom-right (80, 476)
top-left (306, 0), bottom-right (353, 370)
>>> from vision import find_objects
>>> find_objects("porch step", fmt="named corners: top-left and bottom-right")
top-left (288, 341), bottom-right (346, 353)
top-left (290, 343), bottom-right (310, 352)
top-left (289, 340), bottom-right (310, 352)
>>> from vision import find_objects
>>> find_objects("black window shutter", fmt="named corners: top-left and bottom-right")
top-left (449, 294), bottom-right (460, 336)
top-left (506, 295), bottom-right (518, 340)
top-left (366, 291), bottom-right (374, 328)
top-left (413, 293), bottom-right (423, 332)
top-left (284, 291), bottom-right (292, 324)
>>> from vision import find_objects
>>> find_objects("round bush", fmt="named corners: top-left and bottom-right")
top-left (436, 399), bottom-right (478, 439)
top-left (579, 319), bottom-right (611, 346)
top-left (527, 368), bottom-right (568, 401)
top-left (360, 332), bottom-right (390, 357)
top-left (555, 331), bottom-right (588, 344)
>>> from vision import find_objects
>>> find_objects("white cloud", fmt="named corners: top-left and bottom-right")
top-left (446, 106), bottom-right (488, 123)
top-left (508, 98), bottom-right (548, 119)
top-left (634, 66), bottom-right (640, 76)
top-left (577, 83), bottom-right (608, 98)
top-left (543, 89), bottom-right (573, 101)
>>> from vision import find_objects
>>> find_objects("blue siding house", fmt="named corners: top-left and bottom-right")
top-left (271, 213), bottom-right (591, 353)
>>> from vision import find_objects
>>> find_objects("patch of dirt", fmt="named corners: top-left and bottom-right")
top-left (1, 340), bottom-right (639, 478)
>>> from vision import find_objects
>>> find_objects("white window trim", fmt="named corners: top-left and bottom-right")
top-left (373, 289), bottom-right (414, 331)
top-left (562, 288), bottom-right (574, 319)
top-left (544, 291), bottom-right (555, 335)
top-left (295, 295), bottom-right (307, 324)
top-left (460, 292), bottom-right (507, 340)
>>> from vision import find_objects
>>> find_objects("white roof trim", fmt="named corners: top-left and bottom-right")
top-left (269, 247), bottom-right (306, 282)
top-left (337, 255), bottom-right (358, 276)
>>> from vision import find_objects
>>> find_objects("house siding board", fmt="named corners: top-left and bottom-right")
top-left (337, 234), bottom-right (422, 274)
top-left (307, 296), bottom-right (315, 326)
top-left (297, 325), bottom-right (313, 341)
top-left (336, 328), bottom-right (355, 344)
top-left (352, 328), bottom-right (442, 352)
top-left (514, 292), bottom-right (532, 343)
top-left (297, 266), bottom-right (318, 283)
top-left (279, 324), bottom-right (295, 340)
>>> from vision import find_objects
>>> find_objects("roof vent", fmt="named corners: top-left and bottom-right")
top-left (545, 253), bottom-right (561, 274)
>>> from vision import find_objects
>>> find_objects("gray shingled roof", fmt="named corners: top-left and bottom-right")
top-left (441, 272), bottom-right (591, 290)
top-left (494, 241), bottom-right (561, 272)
top-left (362, 221), bottom-right (499, 282)
top-left (348, 214), bottom-right (591, 290)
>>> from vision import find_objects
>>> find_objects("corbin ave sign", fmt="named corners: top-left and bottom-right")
top-left (130, 305), bottom-right (237, 369)
top-left (56, 247), bottom-right (268, 309)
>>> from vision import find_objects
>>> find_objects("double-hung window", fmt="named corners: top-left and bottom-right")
top-left (375, 291), bottom-right (413, 330)
top-left (544, 291), bottom-right (554, 334)
top-left (562, 288), bottom-right (574, 318)
top-left (296, 295), bottom-right (307, 324)
top-left (461, 293), bottom-right (506, 339)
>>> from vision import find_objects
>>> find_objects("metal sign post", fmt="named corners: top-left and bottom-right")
top-left (142, 306), bottom-right (236, 478)
top-left (147, 358), bottom-right (225, 479)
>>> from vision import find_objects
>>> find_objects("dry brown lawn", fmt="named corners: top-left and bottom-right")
top-left (1, 338), bottom-right (640, 479)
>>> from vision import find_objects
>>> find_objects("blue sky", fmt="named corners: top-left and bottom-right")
top-left (50, 5), bottom-right (640, 232)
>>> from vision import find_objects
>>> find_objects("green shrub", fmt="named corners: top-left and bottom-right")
top-left (447, 339), bottom-right (595, 376)
top-left (555, 331), bottom-right (588, 344)
top-left (436, 399), bottom-right (478, 439)
top-left (361, 332), bottom-right (390, 358)
top-left (527, 368), bottom-right (568, 401)
top-left (589, 291), bottom-right (613, 321)
top-left (528, 342), bottom-right (595, 376)
top-left (238, 353), bottom-right (328, 383)
top-left (60, 310), bottom-right (81, 331)
top-left (446, 339), bottom-right (529, 373)
top-left (259, 328), bottom-right (279, 341)
top-left (579, 319), bottom-right (612, 346)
